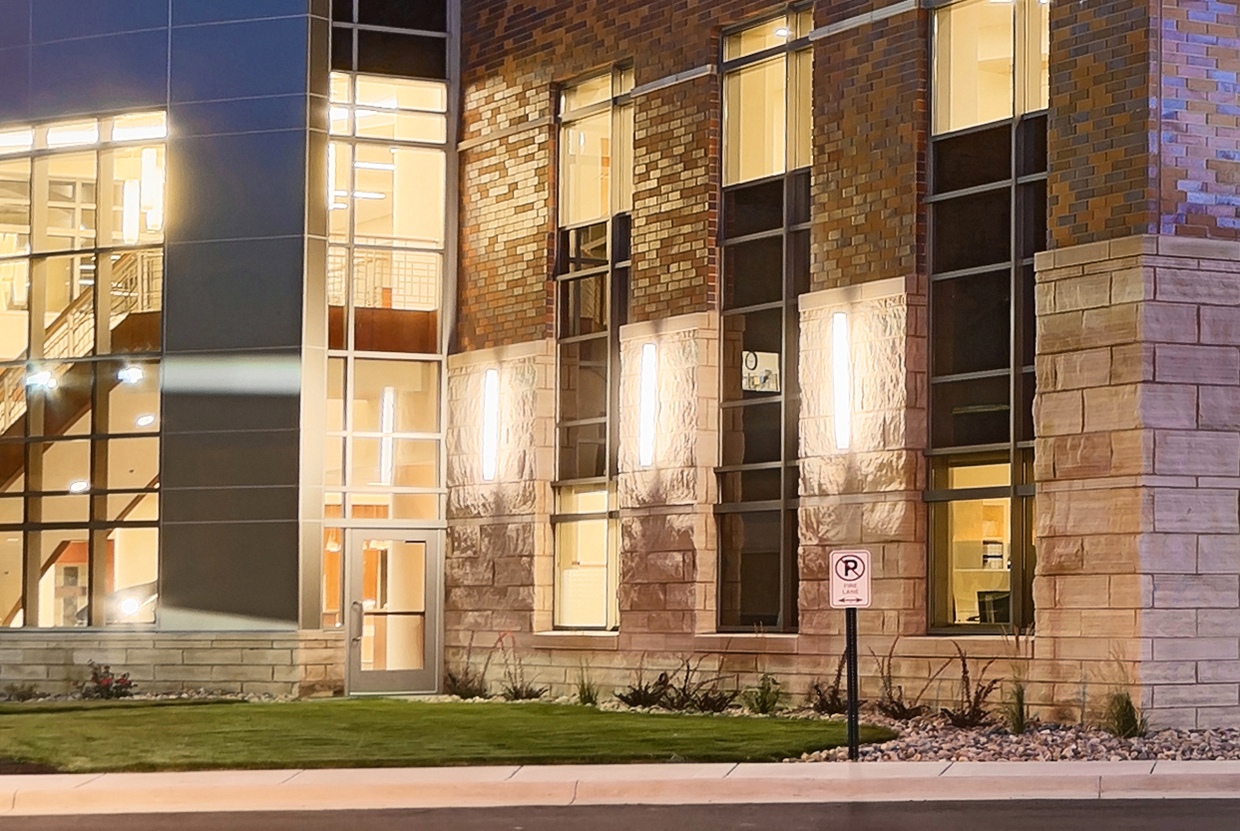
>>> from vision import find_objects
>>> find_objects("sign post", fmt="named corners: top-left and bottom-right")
top-left (829, 549), bottom-right (872, 762)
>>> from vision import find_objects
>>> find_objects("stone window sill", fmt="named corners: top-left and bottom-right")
top-left (531, 631), bottom-right (620, 651)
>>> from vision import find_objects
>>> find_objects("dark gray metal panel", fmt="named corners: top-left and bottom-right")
top-left (0, 47), bottom-right (29, 124)
top-left (160, 521), bottom-right (300, 625)
top-left (31, 0), bottom-right (167, 42)
top-left (163, 237), bottom-right (306, 350)
top-left (169, 94), bottom-right (309, 138)
top-left (29, 30), bottom-right (168, 120)
top-left (163, 388), bottom-right (302, 434)
top-left (172, 0), bottom-right (309, 26)
top-left (165, 131), bottom-right (307, 244)
top-left (163, 486), bottom-right (300, 523)
top-left (170, 17), bottom-right (309, 104)
top-left (161, 429), bottom-right (300, 489)
top-left (0, 1), bottom-right (30, 49)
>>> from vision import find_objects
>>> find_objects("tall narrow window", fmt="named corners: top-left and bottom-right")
top-left (927, 0), bottom-right (1048, 629)
top-left (326, 72), bottom-right (447, 535)
top-left (718, 11), bottom-right (812, 632)
top-left (0, 114), bottom-right (165, 628)
top-left (553, 70), bottom-right (633, 629)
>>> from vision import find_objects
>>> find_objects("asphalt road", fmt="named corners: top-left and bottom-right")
top-left (3, 801), bottom-right (1238, 830)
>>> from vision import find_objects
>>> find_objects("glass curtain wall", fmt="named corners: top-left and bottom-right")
top-left (927, 0), bottom-right (1049, 629)
top-left (553, 70), bottom-right (633, 629)
top-left (717, 10), bottom-right (812, 632)
top-left (0, 113), bottom-right (164, 628)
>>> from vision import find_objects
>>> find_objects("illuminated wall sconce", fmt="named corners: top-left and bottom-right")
top-left (378, 385), bottom-right (395, 486)
top-left (831, 312), bottom-right (852, 451)
top-left (638, 343), bottom-right (658, 468)
top-left (481, 368), bottom-right (500, 482)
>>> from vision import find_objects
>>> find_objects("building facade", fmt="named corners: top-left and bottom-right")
top-left (1, 0), bottom-right (1239, 728)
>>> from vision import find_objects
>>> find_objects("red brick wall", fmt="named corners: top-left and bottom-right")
top-left (812, 10), bottom-right (927, 291)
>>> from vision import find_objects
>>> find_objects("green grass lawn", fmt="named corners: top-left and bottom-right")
top-left (0, 699), bottom-right (895, 772)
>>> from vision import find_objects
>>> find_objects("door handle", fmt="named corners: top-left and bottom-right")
top-left (350, 601), bottom-right (364, 645)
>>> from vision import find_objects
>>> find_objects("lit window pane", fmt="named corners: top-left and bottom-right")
top-left (348, 492), bottom-right (439, 520)
top-left (105, 525), bottom-right (158, 625)
top-left (555, 514), bottom-right (612, 628)
top-left (33, 440), bottom-right (90, 491)
top-left (325, 436), bottom-right (344, 486)
top-left (35, 153), bottom-right (97, 253)
top-left (0, 128), bottom-right (33, 156)
top-left (353, 145), bottom-right (445, 247)
top-left (614, 103), bottom-right (634, 214)
top-left (559, 338), bottom-right (608, 422)
top-left (327, 357), bottom-right (345, 432)
top-left (560, 75), bottom-right (611, 115)
top-left (356, 76), bottom-right (447, 112)
top-left (946, 497), bottom-right (1012, 624)
top-left (46, 121), bottom-right (99, 149)
top-left (322, 527), bottom-right (343, 628)
top-left (106, 146), bottom-right (165, 245)
top-left (104, 359), bottom-right (160, 433)
top-left (0, 158), bottom-right (31, 253)
top-left (790, 49), bottom-right (812, 170)
top-left (32, 255), bottom-right (95, 360)
top-left (106, 437), bottom-right (159, 490)
top-left (111, 112), bottom-right (167, 142)
top-left (107, 490), bottom-right (158, 522)
top-left (724, 57), bottom-right (787, 185)
top-left (35, 528), bottom-right (90, 627)
top-left (329, 142), bottom-right (351, 242)
top-left (948, 462), bottom-right (1011, 489)
top-left (1023, 0), bottom-right (1050, 114)
top-left (724, 16), bottom-right (792, 60)
top-left (328, 247), bottom-right (347, 350)
top-left (350, 437), bottom-right (438, 487)
top-left (934, 0), bottom-right (1015, 134)
top-left (330, 72), bottom-right (352, 104)
top-left (357, 109), bottom-right (446, 144)
top-left (101, 249), bottom-right (162, 354)
top-left (560, 111), bottom-right (611, 226)
top-left (352, 249), bottom-right (440, 353)
top-left (0, 259), bottom-right (29, 363)
top-left (0, 533), bottom-right (20, 627)
top-left (351, 359), bottom-right (439, 433)
top-left (0, 498), bottom-right (20, 524)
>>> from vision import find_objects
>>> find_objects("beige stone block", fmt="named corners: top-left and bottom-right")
top-left (1039, 311), bottom-right (1085, 354)
top-left (1142, 609), bottom-right (1198, 637)
top-left (1155, 344), bottom-right (1240, 385)
top-left (1137, 533), bottom-right (1198, 573)
top-left (1152, 683), bottom-right (1239, 708)
top-left (1153, 574), bottom-right (1239, 609)
top-left (861, 499), bottom-right (917, 543)
top-left (1083, 385), bottom-right (1140, 432)
top-left (1110, 574), bottom-right (1155, 608)
top-left (1081, 609), bottom-right (1139, 637)
top-left (1051, 433), bottom-right (1112, 478)
top-left (1038, 608), bottom-right (1083, 636)
top-left (1198, 535), bottom-right (1240, 574)
top-left (1109, 430), bottom-right (1154, 476)
top-left (124, 649), bottom-right (183, 665)
top-left (0, 665), bottom-right (49, 681)
top-left (1039, 535), bottom-right (1085, 574)
top-left (1140, 301), bottom-right (1199, 344)
top-left (1199, 609), bottom-right (1240, 637)
top-left (1141, 660), bottom-right (1198, 683)
top-left (211, 664), bottom-right (275, 682)
top-left (1081, 534), bottom-right (1142, 572)
top-left (1200, 387), bottom-right (1240, 431)
top-left (1055, 574), bottom-right (1110, 608)
top-left (1110, 266), bottom-right (1155, 304)
top-left (1154, 489), bottom-right (1239, 535)
top-left (1055, 239), bottom-right (1114, 268)
top-left (1156, 267), bottom-right (1240, 305)
top-left (1055, 274), bottom-right (1111, 311)
top-left (1155, 430), bottom-right (1240, 476)
top-left (1082, 304), bottom-right (1140, 348)
top-left (1110, 343), bottom-right (1156, 384)
top-left (1055, 349), bottom-right (1112, 391)
top-left (1036, 390), bottom-right (1084, 436)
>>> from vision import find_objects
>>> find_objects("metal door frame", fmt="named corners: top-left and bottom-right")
top-left (344, 528), bottom-right (443, 694)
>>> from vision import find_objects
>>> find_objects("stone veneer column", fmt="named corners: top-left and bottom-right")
top-left (443, 340), bottom-right (556, 665)
top-left (1035, 235), bottom-right (1240, 729)
top-left (798, 276), bottom-right (928, 639)
top-left (616, 313), bottom-right (718, 638)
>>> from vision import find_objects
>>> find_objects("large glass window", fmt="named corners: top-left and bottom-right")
top-left (0, 114), bottom-right (165, 628)
top-left (331, 0), bottom-right (449, 78)
top-left (928, 0), bottom-right (1047, 629)
top-left (327, 72), bottom-right (447, 530)
top-left (718, 12), bottom-right (812, 632)
top-left (552, 70), bottom-right (633, 630)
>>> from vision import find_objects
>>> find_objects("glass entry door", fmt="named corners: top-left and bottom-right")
top-left (345, 532), bottom-right (441, 693)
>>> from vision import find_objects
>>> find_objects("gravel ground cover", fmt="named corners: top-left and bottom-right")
top-left (800, 712), bottom-right (1240, 762)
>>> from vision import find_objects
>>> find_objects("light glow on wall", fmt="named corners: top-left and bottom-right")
top-left (831, 312), bottom-right (852, 451)
top-left (638, 343), bottom-right (658, 467)
top-left (379, 385), bottom-right (395, 486)
top-left (123, 179), bottom-right (141, 244)
top-left (141, 148), bottom-right (165, 232)
top-left (481, 369), bottom-right (499, 482)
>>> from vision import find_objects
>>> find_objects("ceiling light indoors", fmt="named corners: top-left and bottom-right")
top-left (117, 366), bottom-right (145, 385)
top-left (68, 480), bottom-right (90, 494)
top-left (135, 414), bottom-right (156, 428)
top-left (120, 597), bottom-right (142, 617)
top-left (25, 371), bottom-right (56, 390)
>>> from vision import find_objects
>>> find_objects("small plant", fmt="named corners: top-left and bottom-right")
top-left (77, 661), bottom-right (134, 700)
top-left (1000, 681), bottom-right (1029, 735)
top-left (495, 632), bottom-right (548, 701)
top-left (444, 631), bottom-right (491, 699)
top-left (574, 662), bottom-right (600, 706)
top-left (1101, 689), bottom-right (1147, 738)
top-left (692, 684), bottom-right (740, 713)
top-left (662, 656), bottom-right (738, 713)
top-left (940, 642), bottom-right (1001, 729)
top-left (2, 682), bottom-right (42, 702)
top-left (616, 658), bottom-right (672, 708)
top-left (871, 638), bottom-right (947, 721)
top-left (742, 673), bottom-right (784, 715)
top-left (807, 651), bottom-right (852, 715)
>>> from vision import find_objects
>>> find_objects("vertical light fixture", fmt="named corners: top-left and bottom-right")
top-left (122, 179), bottom-right (140, 244)
top-left (638, 343), bottom-right (658, 467)
top-left (481, 369), bottom-right (499, 482)
top-left (379, 385), bottom-right (395, 485)
top-left (831, 312), bottom-right (852, 451)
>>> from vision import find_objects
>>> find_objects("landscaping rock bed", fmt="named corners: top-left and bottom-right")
top-left (800, 712), bottom-right (1240, 762)
top-left (0, 689), bottom-right (285, 704)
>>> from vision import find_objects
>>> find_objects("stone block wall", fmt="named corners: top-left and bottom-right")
top-left (0, 631), bottom-right (344, 698)
top-left (1035, 234), bottom-right (1240, 728)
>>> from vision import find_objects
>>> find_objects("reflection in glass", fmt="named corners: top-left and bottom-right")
top-left (560, 111), bottom-right (611, 226)
top-left (105, 526), bottom-right (158, 625)
top-left (0, 533), bottom-right (19, 626)
top-left (359, 539), bottom-right (425, 671)
top-left (350, 437), bottom-right (438, 488)
top-left (351, 359), bottom-right (439, 433)
top-left (555, 487), bottom-right (614, 628)
top-left (353, 144), bottom-right (445, 247)
top-left (36, 153), bottom-right (96, 253)
top-left (35, 528), bottom-right (90, 627)
top-left (719, 511), bottom-right (782, 628)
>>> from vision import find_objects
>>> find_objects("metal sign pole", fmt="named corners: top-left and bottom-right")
top-left (846, 606), bottom-right (859, 761)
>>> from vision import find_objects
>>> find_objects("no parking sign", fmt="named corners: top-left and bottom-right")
top-left (829, 549), bottom-right (872, 609)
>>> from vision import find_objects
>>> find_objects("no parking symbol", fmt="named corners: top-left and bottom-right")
top-left (829, 549), bottom-right (872, 609)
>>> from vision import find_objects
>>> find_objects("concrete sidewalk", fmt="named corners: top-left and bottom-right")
top-left (3, 760), bottom-right (1240, 815)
